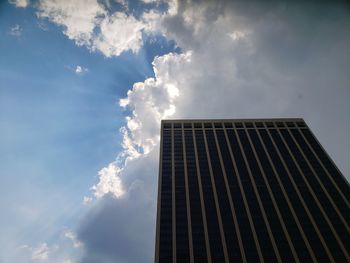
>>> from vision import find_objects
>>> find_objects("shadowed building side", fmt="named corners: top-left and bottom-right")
top-left (155, 118), bottom-right (350, 263)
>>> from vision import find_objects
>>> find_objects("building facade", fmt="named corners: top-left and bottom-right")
top-left (155, 119), bottom-right (350, 262)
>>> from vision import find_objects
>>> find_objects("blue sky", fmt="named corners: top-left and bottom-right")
top-left (1, 0), bottom-right (350, 262)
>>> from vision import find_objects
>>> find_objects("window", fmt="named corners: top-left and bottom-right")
top-left (296, 122), bottom-right (306, 127)
top-left (235, 122), bottom-right (243, 128)
top-left (194, 123), bottom-right (202, 128)
top-left (224, 122), bottom-right (233, 128)
top-left (276, 122), bottom-right (285, 127)
top-left (286, 122), bottom-right (295, 128)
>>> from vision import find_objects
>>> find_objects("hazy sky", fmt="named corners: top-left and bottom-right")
top-left (1, 0), bottom-right (349, 262)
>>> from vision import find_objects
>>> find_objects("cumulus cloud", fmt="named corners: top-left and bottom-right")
top-left (9, 0), bottom-right (29, 8)
top-left (91, 163), bottom-right (124, 199)
top-left (37, 0), bottom-right (106, 46)
top-left (119, 52), bottom-right (187, 152)
top-left (88, 51), bottom-right (187, 199)
top-left (91, 12), bottom-right (145, 57)
top-left (36, 0), bottom-right (167, 57)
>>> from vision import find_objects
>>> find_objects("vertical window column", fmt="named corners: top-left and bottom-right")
top-left (194, 129), bottom-right (225, 262)
top-left (184, 128), bottom-right (209, 262)
top-left (158, 127), bottom-right (173, 262)
top-left (258, 128), bottom-right (316, 262)
top-left (225, 129), bottom-right (265, 262)
top-left (174, 128), bottom-right (190, 262)
top-left (219, 129), bottom-right (261, 262)
top-left (250, 128), bottom-right (305, 261)
top-left (213, 127), bottom-right (247, 262)
top-left (206, 129), bottom-right (243, 262)
top-left (233, 128), bottom-right (279, 262)
top-left (182, 127), bottom-right (194, 263)
top-left (245, 128), bottom-right (298, 262)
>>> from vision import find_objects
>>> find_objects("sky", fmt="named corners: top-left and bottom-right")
top-left (0, 0), bottom-right (349, 262)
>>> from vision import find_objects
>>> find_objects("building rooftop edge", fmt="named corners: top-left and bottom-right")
top-left (161, 118), bottom-right (305, 123)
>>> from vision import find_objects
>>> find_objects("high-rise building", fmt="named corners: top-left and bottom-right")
top-left (155, 119), bottom-right (350, 263)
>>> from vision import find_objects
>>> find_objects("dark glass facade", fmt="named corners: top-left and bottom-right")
top-left (155, 119), bottom-right (350, 263)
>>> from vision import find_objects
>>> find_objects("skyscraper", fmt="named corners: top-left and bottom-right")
top-left (155, 119), bottom-right (350, 263)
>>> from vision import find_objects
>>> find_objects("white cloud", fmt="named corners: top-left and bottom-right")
top-left (90, 52), bottom-right (190, 199)
top-left (36, 0), bottom-right (167, 58)
top-left (75, 65), bottom-right (88, 74)
top-left (89, 50), bottom-right (191, 200)
top-left (75, 66), bottom-right (83, 74)
top-left (31, 243), bottom-right (50, 261)
top-left (37, 0), bottom-right (106, 46)
top-left (9, 25), bottom-right (22, 37)
top-left (91, 163), bottom-right (124, 198)
top-left (19, 241), bottom-right (75, 262)
top-left (64, 230), bottom-right (82, 248)
top-left (91, 12), bottom-right (145, 57)
top-left (141, 0), bottom-right (159, 3)
top-left (119, 52), bottom-right (187, 152)
top-left (141, 10), bottom-right (163, 33)
top-left (9, 0), bottom-right (29, 8)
